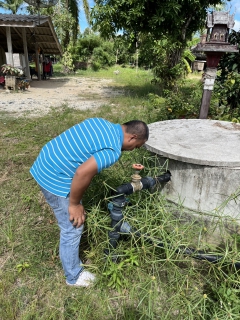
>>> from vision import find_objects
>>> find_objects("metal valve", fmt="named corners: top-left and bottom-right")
top-left (131, 164), bottom-right (144, 191)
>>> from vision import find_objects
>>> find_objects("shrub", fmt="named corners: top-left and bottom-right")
top-left (91, 45), bottom-right (115, 69)
top-left (91, 61), bottom-right (101, 71)
top-left (61, 50), bottom-right (74, 73)
top-left (145, 79), bottom-right (202, 121)
top-left (211, 72), bottom-right (240, 122)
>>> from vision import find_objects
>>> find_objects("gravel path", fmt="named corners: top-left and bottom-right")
top-left (0, 77), bottom-right (122, 117)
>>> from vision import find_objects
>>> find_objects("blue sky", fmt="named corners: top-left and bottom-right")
top-left (0, 0), bottom-right (239, 32)
top-left (228, 0), bottom-right (240, 31)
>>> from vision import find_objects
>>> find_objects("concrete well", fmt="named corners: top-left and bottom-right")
top-left (145, 119), bottom-right (240, 220)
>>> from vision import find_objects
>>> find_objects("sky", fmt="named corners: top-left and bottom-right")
top-left (227, 0), bottom-right (240, 31)
top-left (0, 0), bottom-right (239, 32)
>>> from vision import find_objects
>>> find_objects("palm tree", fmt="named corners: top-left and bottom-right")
top-left (0, 0), bottom-right (24, 14)
top-left (67, 0), bottom-right (90, 43)
top-left (26, 0), bottom-right (91, 47)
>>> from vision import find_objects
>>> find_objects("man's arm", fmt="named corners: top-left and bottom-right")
top-left (69, 156), bottom-right (98, 228)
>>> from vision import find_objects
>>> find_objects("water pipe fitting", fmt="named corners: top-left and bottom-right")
top-left (105, 170), bottom-right (171, 256)
top-left (131, 164), bottom-right (144, 192)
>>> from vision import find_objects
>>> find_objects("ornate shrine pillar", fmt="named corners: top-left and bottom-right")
top-left (195, 11), bottom-right (238, 119)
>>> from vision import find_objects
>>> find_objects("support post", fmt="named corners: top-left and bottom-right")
top-left (199, 90), bottom-right (213, 119)
top-left (6, 26), bottom-right (13, 66)
top-left (22, 27), bottom-right (31, 80)
top-left (35, 45), bottom-right (41, 80)
top-left (199, 68), bottom-right (217, 119)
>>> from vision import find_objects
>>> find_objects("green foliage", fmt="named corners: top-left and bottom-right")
top-left (113, 35), bottom-right (135, 65)
top-left (61, 47), bottom-right (74, 73)
top-left (103, 259), bottom-right (127, 291)
top-left (138, 36), bottom-right (197, 88)
top-left (93, 0), bottom-right (192, 39)
top-left (92, 0), bottom-right (224, 45)
top-left (142, 37), bottom-right (182, 87)
top-left (217, 29), bottom-right (240, 80)
top-left (91, 43), bottom-right (116, 69)
top-left (16, 262), bottom-right (30, 273)
top-left (68, 33), bottom-right (116, 70)
top-left (51, 6), bottom-right (76, 48)
top-left (182, 48), bottom-right (197, 73)
top-left (213, 29), bottom-right (240, 117)
top-left (144, 93), bottom-right (169, 122)
top-left (76, 34), bottom-right (103, 62)
top-left (211, 72), bottom-right (240, 122)
top-left (92, 0), bottom-right (228, 81)
top-left (91, 60), bottom-right (101, 71)
top-left (103, 249), bottom-right (139, 292)
top-left (145, 79), bottom-right (202, 121)
top-left (163, 86), bottom-right (200, 119)
top-left (0, 0), bottom-right (23, 14)
top-left (1, 67), bottom-right (240, 319)
top-left (26, 0), bottom-right (83, 47)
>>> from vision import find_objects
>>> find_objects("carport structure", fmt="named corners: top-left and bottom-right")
top-left (0, 13), bottom-right (62, 79)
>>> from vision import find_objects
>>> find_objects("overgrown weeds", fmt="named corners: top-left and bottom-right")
top-left (1, 68), bottom-right (240, 319)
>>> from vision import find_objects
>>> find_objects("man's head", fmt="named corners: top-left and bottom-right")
top-left (121, 120), bottom-right (149, 151)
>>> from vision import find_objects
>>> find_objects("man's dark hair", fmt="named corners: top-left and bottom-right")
top-left (123, 120), bottom-right (149, 140)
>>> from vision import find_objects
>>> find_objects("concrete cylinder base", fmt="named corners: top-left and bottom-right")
top-left (145, 119), bottom-right (240, 219)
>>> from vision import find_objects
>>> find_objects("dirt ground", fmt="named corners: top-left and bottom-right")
top-left (0, 77), bottom-right (122, 117)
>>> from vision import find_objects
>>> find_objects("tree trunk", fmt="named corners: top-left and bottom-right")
top-left (168, 47), bottom-right (183, 68)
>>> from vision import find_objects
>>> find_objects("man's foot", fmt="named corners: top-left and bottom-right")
top-left (66, 270), bottom-right (96, 287)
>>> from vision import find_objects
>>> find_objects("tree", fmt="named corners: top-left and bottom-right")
top-left (52, 1), bottom-right (78, 48)
top-left (26, 0), bottom-right (91, 48)
top-left (59, 0), bottom-right (90, 46)
top-left (214, 29), bottom-right (240, 113)
top-left (0, 0), bottom-right (24, 14)
top-left (73, 33), bottom-right (103, 62)
top-left (217, 30), bottom-right (240, 79)
top-left (66, 32), bottom-right (116, 71)
top-left (108, 33), bottom-right (137, 65)
top-left (91, 0), bottom-right (230, 68)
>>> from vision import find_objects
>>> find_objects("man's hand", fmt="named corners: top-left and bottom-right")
top-left (69, 204), bottom-right (86, 228)
top-left (69, 156), bottom-right (98, 228)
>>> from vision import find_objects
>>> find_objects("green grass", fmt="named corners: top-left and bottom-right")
top-left (1, 67), bottom-right (240, 320)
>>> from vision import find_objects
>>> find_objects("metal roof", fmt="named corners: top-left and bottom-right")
top-left (0, 14), bottom-right (62, 55)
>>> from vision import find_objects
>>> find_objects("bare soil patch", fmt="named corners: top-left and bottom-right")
top-left (0, 77), bottom-right (122, 117)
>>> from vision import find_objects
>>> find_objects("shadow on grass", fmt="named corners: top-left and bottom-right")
top-left (113, 76), bottom-right (202, 100)
top-left (118, 306), bottom-right (145, 320)
top-left (113, 83), bottom-right (163, 98)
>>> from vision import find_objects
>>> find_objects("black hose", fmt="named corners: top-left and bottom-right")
top-left (140, 234), bottom-right (228, 265)
top-left (106, 171), bottom-right (240, 269)
top-left (120, 225), bottom-right (240, 269)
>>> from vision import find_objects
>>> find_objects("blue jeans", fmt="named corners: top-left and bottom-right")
top-left (40, 186), bottom-right (84, 284)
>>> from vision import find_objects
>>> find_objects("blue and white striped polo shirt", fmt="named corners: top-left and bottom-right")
top-left (30, 118), bottom-right (123, 197)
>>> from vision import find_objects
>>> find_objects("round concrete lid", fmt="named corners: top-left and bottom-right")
top-left (145, 119), bottom-right (240, 167)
